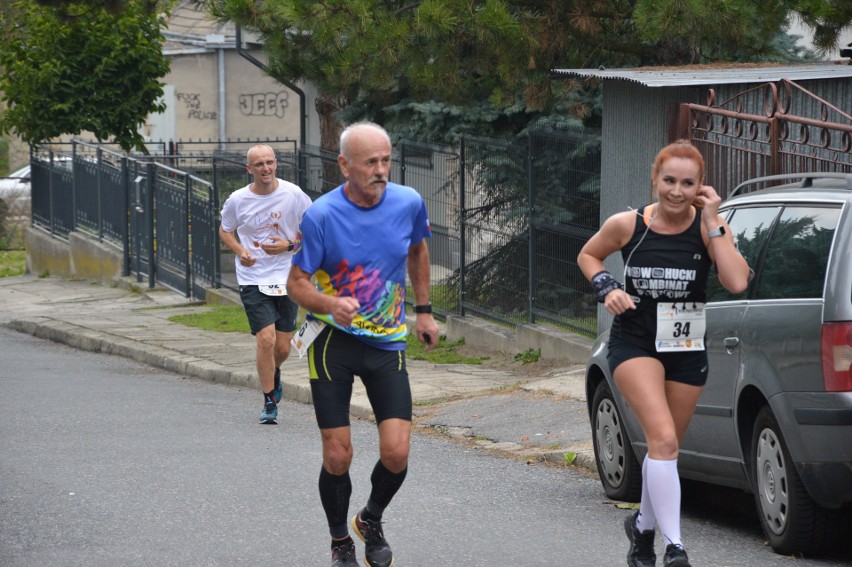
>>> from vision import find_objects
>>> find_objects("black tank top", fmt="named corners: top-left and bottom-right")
top-left (610, 205), bottom-right (712, 349)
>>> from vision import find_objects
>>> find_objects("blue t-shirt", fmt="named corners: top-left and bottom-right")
top-left (292, 182), bottom-right (431, 350)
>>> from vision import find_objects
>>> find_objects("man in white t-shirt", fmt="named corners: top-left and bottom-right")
top-left (219, 144), bottom-right (312, 424)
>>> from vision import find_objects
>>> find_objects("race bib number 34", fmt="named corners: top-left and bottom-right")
top-left (656, 302), bottom-right (706, 352)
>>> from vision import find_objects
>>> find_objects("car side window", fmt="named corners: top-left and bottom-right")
top-left (754, 206), bottom-right (840, 300)
top-left (707, 206), bottom-right (780, 302)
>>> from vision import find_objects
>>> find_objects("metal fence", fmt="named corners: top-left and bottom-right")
top-left (454, 131), bottom-right (601, 336)
top-left (29, 129), bottom-right (603, 337)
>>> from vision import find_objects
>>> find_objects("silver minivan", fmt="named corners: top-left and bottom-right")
top-left (584, 173), bottom-right (852, 556)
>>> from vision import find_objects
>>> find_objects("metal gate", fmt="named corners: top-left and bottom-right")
top-left (129, 161), bottom-right (218, 300)
top-left (678, 79), bottom-right (852, 197)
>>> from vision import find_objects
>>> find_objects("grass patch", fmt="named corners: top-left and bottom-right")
top-left (168, 304), bottom-right (488, 366)
top-left (513, 348), bottom-right (541, 365)
top-left (168, 304), bottom-right (250, 333)
top-left (0, 250), bottom-right (26, 277)
top-left (405, 334), bottom-right (485, 365)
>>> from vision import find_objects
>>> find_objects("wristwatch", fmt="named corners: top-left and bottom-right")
top-left (414, 303), bottom-right (432, 314)
top-left (286, 239), bottom-right (295, 251)
top-left (708, 226), bottom-right (726, 239)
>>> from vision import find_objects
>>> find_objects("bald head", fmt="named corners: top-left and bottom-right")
top-left (339, 122), bottom-right (391, 162)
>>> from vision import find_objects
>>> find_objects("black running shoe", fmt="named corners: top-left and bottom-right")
top-left (331, 537), bottom-right (360, 567)
top-left (663, 544), bottom-right (691, 567)
top-left (352, 512), bottom-right (394, 567)
top-left (624, 511), bottom-right (656, 567)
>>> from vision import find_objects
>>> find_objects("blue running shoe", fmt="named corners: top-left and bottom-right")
top-left (273, 367), bottom-right (282, 403)
top-left (259, 400), bottom-right (278, 424)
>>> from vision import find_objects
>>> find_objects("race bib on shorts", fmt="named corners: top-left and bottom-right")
top-left (656, 302), bottom-right (706, 352)
top-left (259, 284), bottom-right (286, 296)
top-left (291, 319), bottom-right (327, 358)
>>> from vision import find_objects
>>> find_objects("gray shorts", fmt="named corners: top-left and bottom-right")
top-left (238, 285), bottom-right (299, 335)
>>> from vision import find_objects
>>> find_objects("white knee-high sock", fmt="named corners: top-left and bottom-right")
top-left (645, 457), bottom-right (682, 546)
top-left (636, 455), bottom-right (656, 532)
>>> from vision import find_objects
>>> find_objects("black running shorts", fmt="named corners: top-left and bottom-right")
top-left (607, 337), bottom-right (709, 387)
top-left (238, 285), bottom-right (299, 335)
top-left (308, 326), bottom-right (412, 429)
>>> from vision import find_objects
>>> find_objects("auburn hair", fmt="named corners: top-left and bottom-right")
top-left (651, 139), bottom-right (705, 183)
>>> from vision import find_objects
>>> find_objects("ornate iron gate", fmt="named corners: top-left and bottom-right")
top-left (678, 79), bottom-right (852, 197)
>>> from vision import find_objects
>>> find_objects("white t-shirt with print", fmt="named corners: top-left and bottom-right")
top-left (220, 178), bottom-right (312, 286)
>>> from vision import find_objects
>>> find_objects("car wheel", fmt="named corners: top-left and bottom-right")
top-left (751, 406), bottom-right (841, 555)
top-left (591, 379), bottom-right (642, 502)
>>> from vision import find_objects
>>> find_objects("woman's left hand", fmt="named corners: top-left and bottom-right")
top-left (696, 184), bottom-right (722, 217)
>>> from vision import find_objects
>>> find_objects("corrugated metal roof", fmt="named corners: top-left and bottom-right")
top-left (550, 62), bottom-right (852, 87)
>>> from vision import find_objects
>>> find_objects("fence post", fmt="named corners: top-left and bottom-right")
top-left (145, 162), bottom-right (156, 288)
top-left (400, 141), bottom-right (407, 187)
top-left (96, 146), bottom-right (104, 241)
top-left (298, 149), bottom-right (307, 195)
top-left (212, 159), bottom-right (222, 289)
top-left (69, 144), bottom-right (77, 233)
top-left (527, 135), bottom-right (536, 324)
top-left (459, 138), bottom-right (466, 317)
top-left (183, 174), bottom-right (192, 298)
top-left (121, 157), bottom-right (130, 276)
top-left (769, 116), bottom-right (781, 176)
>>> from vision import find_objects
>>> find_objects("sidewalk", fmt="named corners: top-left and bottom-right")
top-left (0, 274), bottom-right (596, 471)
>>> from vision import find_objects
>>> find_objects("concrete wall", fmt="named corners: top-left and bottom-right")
top-left (26, 228), bottom-right (123, 282)
top-left (444, 315), bottom-right (594, 365)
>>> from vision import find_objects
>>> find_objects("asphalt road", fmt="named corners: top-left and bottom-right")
top-left (2, 327), bottom-right (850, 566)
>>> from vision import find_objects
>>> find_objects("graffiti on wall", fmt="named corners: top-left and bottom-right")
top-left (177, 92), bottom-right (217, 121)
top-left (174, 90), bottom-right (291, 121)
top-left (239, 91), bottom-right (290, 118)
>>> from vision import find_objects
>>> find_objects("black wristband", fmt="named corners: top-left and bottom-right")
top-left (286, 240), bottom-right (295, 251)
top-left (414, 303), bottom-right (432, 314)
top-left (591, 270), bottom-right (621, 303)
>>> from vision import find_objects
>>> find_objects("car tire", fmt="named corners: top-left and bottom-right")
top-left (751, 406), bottom-right (841, 555)
top-left (590, 379), bottom-right (642, 502)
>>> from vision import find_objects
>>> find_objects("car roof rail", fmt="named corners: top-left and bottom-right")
top-left (730, 172), bottom-right (852, 198)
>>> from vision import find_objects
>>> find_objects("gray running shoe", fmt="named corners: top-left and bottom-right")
top-left (352, 512), bottom-right (394, 567)
top-left (331, 538), bottom-right (360, 567)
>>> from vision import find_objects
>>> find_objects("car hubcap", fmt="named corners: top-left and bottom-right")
top-left (596, 398), bottom-right (625, 487)
top-left (756, 427), bottom-right (789, 535)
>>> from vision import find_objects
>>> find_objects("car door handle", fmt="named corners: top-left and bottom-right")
top-left (723, 337), bottom-right (740, 354)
